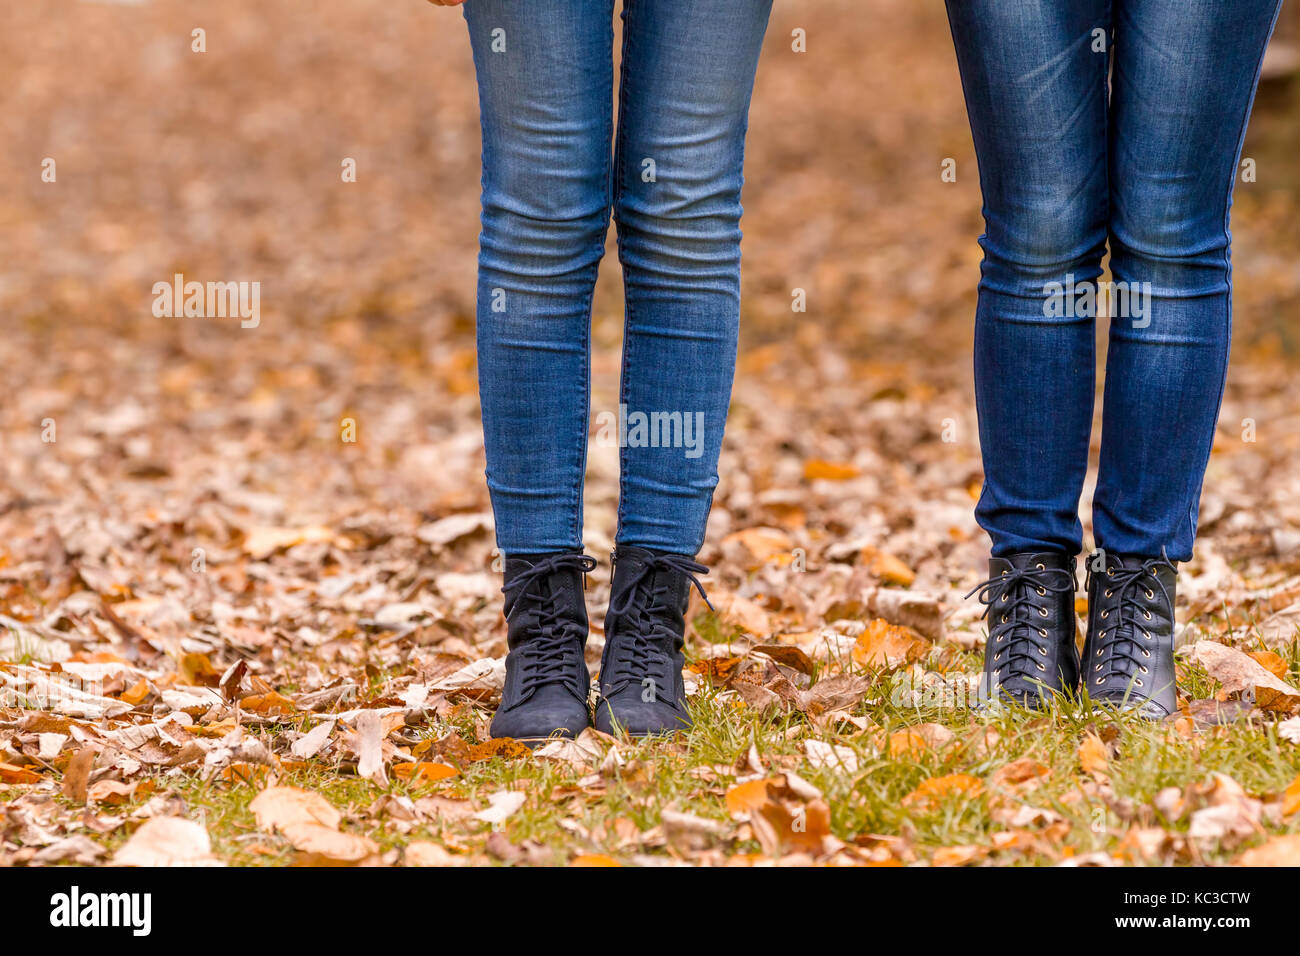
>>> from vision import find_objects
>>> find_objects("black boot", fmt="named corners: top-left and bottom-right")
top-left (490, 551), bottom-right (597, 744)
top-left (1082, 551), bottom-right (1179, 719)
top-left (595, 547), bottom-right (712, 737)
top-left (966, 552), bottom-right (1080, 708)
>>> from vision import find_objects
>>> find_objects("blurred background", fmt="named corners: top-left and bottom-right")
top-left (1, 0), bottom-right (1299, 607)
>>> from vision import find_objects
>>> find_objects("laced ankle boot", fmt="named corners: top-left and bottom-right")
top-left (967, 552), bottom-right (1080, 708)
top-left (595, 546), bottom-right (712, 737)
top-left (1083, 551), bottom-right (1178, 718)
top-left (490, 551), bottom-right (597, 743)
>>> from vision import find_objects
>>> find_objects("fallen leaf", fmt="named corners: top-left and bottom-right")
top-left (853, 619), bottom-right (930, 671)
top-left (112, 817), bottom-right (223, 867)
top-left (904, 774), bottom-right (983, 808)
top-left (474, 790), bottom-right (526, 825)
top-left (61, 747), bottom-right (97, 803)
top-left (1078, 734), bottom-right (1110, 777)
top-left (1193, 640), bottom-right (1300, 713)
top-left (1236, 834), bottom-right (1300, 866)
top-left (249, 786), bottom-right (342, 831)
top-left (393, 762), bottom-right (459, 784)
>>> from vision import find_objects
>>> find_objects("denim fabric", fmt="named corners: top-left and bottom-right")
top-left (946, 0), bottom-right (1282, 561)
top-left (464, 0), bottom-right (772, 555)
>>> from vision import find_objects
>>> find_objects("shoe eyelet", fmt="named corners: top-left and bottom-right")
top-left (1143, 631), bottom-right (1151, 641)
top-left (1037, 663), bottom-right (1046, 672)
top-left (1001, 594), bottom-right (1008, 603)
top-left (1001, 615), bottom-right (1008, 623)
top-left (1095, 677), bottom-right (1105, 685)
top-left (1039, 628), bottom-right (1047, 637)
top-left (1095, 664), bottom-right (1102, 672)
top-left (1037, 587), bottom-right (1046, 596)
top-left (1101, 610), bottom-right (1109, 619)
top-left (1001, 570), bottom-right (1008, 577)
top-left (1106, 569), bottom-right (1114, 577)
top-left (1142, 649), bottom-right (1151, 658)
top-left (1140, 666), bottom-right (1149, 674)
top-left (1143, 610), bottom-right (1152, 621)
top-left (994, 668), bottom-right (1001, 678)
top-left (1105, 589), bottom-right (1112, 597)
top-left (1038, 607), bottom-right (1048, 617)
top-left (1096, 647), bottom-right (1103, 656)
top-left (1145, 589), bottom-right (1154, 600)
top-left (994, 651), bottom-right (1002, 661)
top-left (1039, 646), bottom-right (1048, 656)
top-left (1135, 679), bottom-right (1144, 687)
top-left (1036, 563), bottom-right (1045, 571)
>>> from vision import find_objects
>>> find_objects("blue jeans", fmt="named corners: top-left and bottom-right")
top-left (946, 0), bottom-right (1282, 561)
top-left (464, 0), bottom-right (772, 556)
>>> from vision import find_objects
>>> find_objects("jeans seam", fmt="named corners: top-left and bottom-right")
top-left (614, 0), bottom-right (635, 546)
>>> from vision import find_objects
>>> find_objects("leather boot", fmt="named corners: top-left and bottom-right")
top-left (490, 551), bottom-right (597, 743)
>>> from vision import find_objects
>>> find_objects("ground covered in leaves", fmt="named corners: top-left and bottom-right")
top-left (2, 0), bottom-right (1300, 867)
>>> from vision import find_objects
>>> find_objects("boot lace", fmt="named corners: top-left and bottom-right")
top-left (504, 553), bottom-right (597, 696)
top-left (605, 552), bottom-right (714, 695)
top-left (1085, 551), bottom-right (1176, 695)
top-left (966, 562), bottom-right (1075, 688)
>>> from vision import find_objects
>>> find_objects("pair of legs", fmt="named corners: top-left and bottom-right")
top-left (465, 0), bottom-right (772, 739)
top-left (467, 0), bottom-right (772, 558)
top-left (948, 0), bottom-right (1282, 562)
top-left (948, 0), bottom-right (1281, 714)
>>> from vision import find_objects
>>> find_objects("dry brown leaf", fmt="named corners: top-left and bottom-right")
top-left (886, 723), bottom-right (953, 759)
top-left (1193, 640), bottom-right (1300, 713)
top-left (282, 823), bottom-right (379, 864)
top-left (722, 527), bottom-right (794, 567)
top-left (932, 844), bottom-right (988, 866)
top-left (112, 817), bottom-right (223, 867)
top-left (240, 691), bottom-right (296, 716)
top-left (1077, 734), bottom-right (1110, 777)
top-left (61, 747), bottom-right (96, 803)
top-left (241, 524), bottom-right (345, 559)
top-left (852, 618), bottom-right (930, 671)
top-left (1236, 834), bottom-right (1300, 866)
top-left (860, 547), bottom-right (916, 587)
top-left (903, 773), bottom-right (983, 808)
top-left (249, 785), bottom-right (342, 831)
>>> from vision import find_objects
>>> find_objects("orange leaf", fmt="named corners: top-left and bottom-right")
top-left (853, 619), bottom-right (930, 671)
top-left (803, 459), bottom-right (859, 481)
top-left (904, 773), bottom-right (983, 808)
top-left (1283, 774), bottom-right (1300, 817)
top-left (119, 678), bottom-right (151, 706)
top-left (725, 778), bottom-right (774, 818)
top-left (1249, 650), bottom-right (1289, 681)
top-left (860, 547), bottom-right (916, 587)
top-left (0, 762), bottom-right (42, 784)
top-left (570, 854), bottom-right (621, 867)
top-left (1078, 734), bottom-right (1110, 777)
top-left (393, 762), bottom-right (459, 784)
top-left (240, 691), bottom-right (297, 716)
top-left (467, 738), bottom-right (532, 763)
